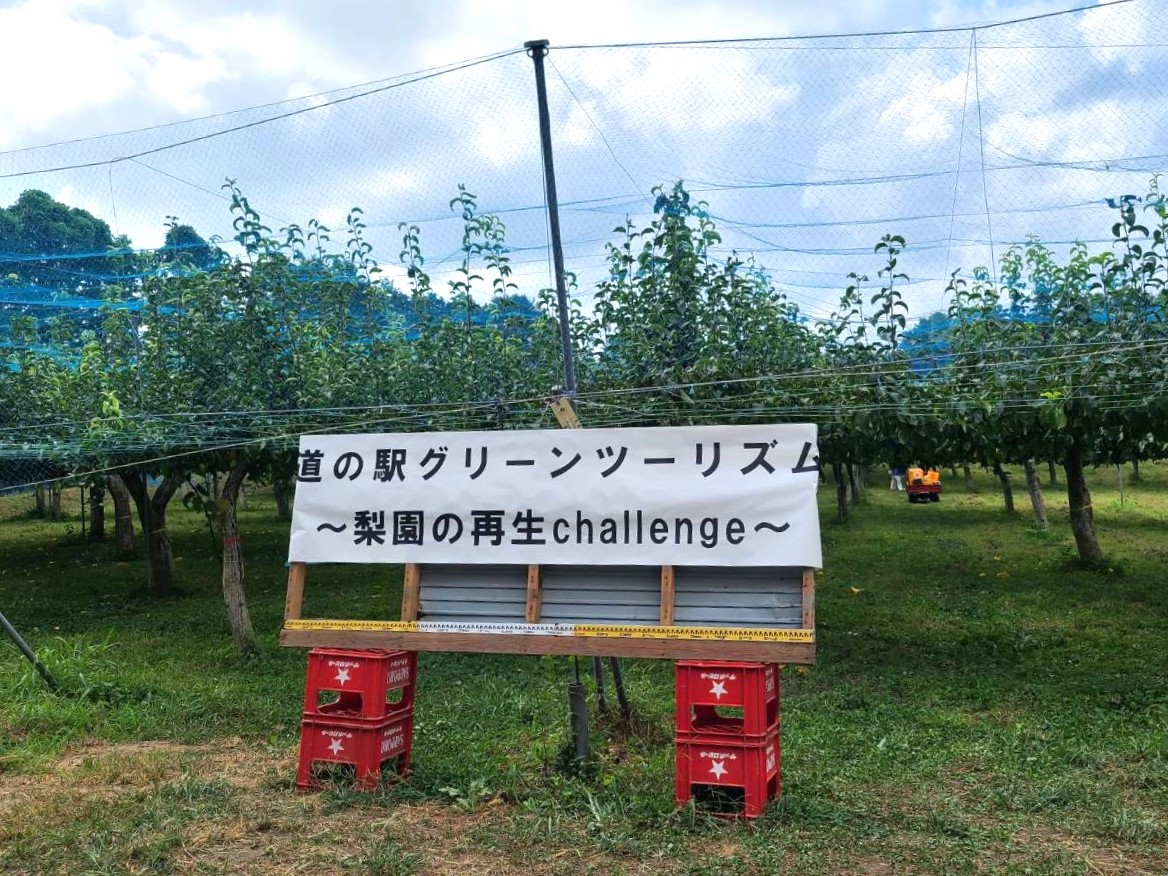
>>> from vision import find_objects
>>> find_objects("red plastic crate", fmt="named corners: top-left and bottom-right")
top-left (303, 649), bottom-right (416, 721)
top-left (296, 712), bottom-right (413, 791)
top-left (675, 660), bottom-right (779, 737)
top-left (675, 730), bottom-right (780, 819)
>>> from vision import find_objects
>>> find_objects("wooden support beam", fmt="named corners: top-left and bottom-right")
top-left (659, 564), bottom-right (675, 626)
top-left (802, 567), bottom-right (816, 631)
top-left (280, 627), bottom-right (815, 663)
top-left (284, 562), bottom-right (306, 621)
top-left (525, 564), bottom-right (543, 623)
top-left (401, 563), bottom-right (422, 621)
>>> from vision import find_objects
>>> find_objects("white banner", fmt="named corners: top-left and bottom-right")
top-left (288, 423), bottom-right (822, 567)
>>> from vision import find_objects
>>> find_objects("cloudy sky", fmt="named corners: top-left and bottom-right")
top-left (0, 0), bottom-right (1162, 323)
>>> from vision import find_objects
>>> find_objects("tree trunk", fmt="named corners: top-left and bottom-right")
top-left (949, 465), bottom-right (958, 479)
top-left (49, 484), bottom-right (62, 521)
top-left (993, 462), bottom-right (1015, 513)
top-left (963, 464), bottom-right (973, 491)
top-left (832, 461), bottom-right (849, 522)
top-left (847, 463), bottom-right (861, 503)
top-left (1063, 443), bottom-right (1102, 565)
top-left (1022, 459), bottom-right (1048, 530)
top-left (220, 461), bottom-right (258, 656)
top-left (1131, 456), bottom-right (1141, 484)
top-left (34, 484), bottom-right (46, 517)
top-left (122, 471), bottom-right (182, 596)
top-left (88, 484), bottom-right (106, 541)
top-left (1047, 459), bottom-right (1058, 487)
top-left (108, 475), bottom-right (136, 553)
top-left (273, 477), bottom-right (293, 521)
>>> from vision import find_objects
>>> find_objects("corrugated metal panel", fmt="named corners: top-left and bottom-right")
top-left (543, 589), bottom-right (659, 607)
top-left (418, 565), bottom-right (527, 623)
top-left (676, 566), bottom-right (803, 590)
top-left (673, 605), bottom-right (803, 627)
top-left (674, 591), bottom-right (800, 609)
top-left (543, 566), bottom-right (661, 590)
top-left (541, 565), bottom-right (659, 625)
top-left (674, 566), bottom-right (804, 628)
top-left (540, 602), bottom-right (661, 623)
top-left (420, 585), bottom-right (527, 603)
top-left (422, 564), bottom-right (528, 582)
top-left (414, 564), bottom-right (807, 629)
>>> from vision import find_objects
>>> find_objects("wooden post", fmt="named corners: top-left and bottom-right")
top-left (659, 564), bottom-right (675, 626)
top-left (285, 562), bottom-right (306, 621)
top-left (525, 564), bottom-right (543, 623)
top-left (801, 567), bottom-right (816, 631)
top-left (401, 563), bottom-right (422, 621)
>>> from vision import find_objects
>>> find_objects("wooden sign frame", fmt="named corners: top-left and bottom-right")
top-left (280, 562), bottom-right (816, 663)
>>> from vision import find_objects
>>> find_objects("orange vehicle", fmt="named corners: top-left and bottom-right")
top-left (906, 466), bottom-right (941, 503)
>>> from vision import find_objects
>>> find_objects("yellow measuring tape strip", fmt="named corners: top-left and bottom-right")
top-left (284, 619), bottom-right (812, 642)
top-left (285, 620), bottom-right (419, 632)
top-left (576, 624), bottom-right (813, 643)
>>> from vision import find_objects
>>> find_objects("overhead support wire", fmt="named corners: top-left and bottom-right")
top-left (0, 48), bottom-right (528, 179)
top-left (557, 0), bottom-right (1136, 48)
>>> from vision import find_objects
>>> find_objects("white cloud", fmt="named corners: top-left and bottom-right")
top-left (52, 183), bottom-right (105, 225)
top-left (987, 96), bottom-right (1155, 166)
top-left (147, 53), bottom-right (228, 115)
top-left (120, 7), bottom-right (365, 86)
top-left (568, 48), bottom-right (799, 134)
top-left (367, 169), bottom-right (422, 197)
top-left (470, 103), bottom-right (537, 168)
top-left (0, 0), bottom-right (371, 151)
top-left (560, 102), bottom-right (598, 148)
top-left (316, 204), bottom-right (351, 230)
top-left (1077, 0), bottom-right (1156, 74)
top-left (0, 2), bottom-right (150, 148)
top-left (879, 68), bottom-right (969, 143)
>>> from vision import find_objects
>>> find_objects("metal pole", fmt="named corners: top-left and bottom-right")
top-left (525, 39), bottom-right (577, 399)
top-left (528, 38), bottom-right (598, 760)
top-left (609, 656), bottom-right (631, 721)
top-left (594, 657), bottom-right (608, 715)
top-left (567, 681), bottom-right (590, 765)
top-left (526, 40), bottom-right (630, 728)
top-left (0, 609), bottom-right (58, 691)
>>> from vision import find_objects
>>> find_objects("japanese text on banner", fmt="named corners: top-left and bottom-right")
top-left (288, 423), bottom-right (821, 567)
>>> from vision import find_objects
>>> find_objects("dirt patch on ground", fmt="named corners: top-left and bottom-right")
top-left (1010, 826), bottom-right (1164, 876)
top-left (0, 739), bottom-right (656, 876)
top-left (0, 739), bottom-right (262, 815)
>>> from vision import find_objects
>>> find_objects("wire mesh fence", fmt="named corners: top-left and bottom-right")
top-left (0, 0), bottom-right (1165, 489)
top-left (2, 2), bottom-right (1162, 327)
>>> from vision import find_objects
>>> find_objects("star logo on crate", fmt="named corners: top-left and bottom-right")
top-left (327, 738), bottom-right (345, 755)
top-left (709, 680), bottom-right (727, 700)
top-left (334, 667), bottom-right (351, 685)
top-left (709, 760), bottom-right (727, 779)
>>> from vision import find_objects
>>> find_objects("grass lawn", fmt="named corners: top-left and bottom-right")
top-left (1, 464), bottom-right (1165, 875)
